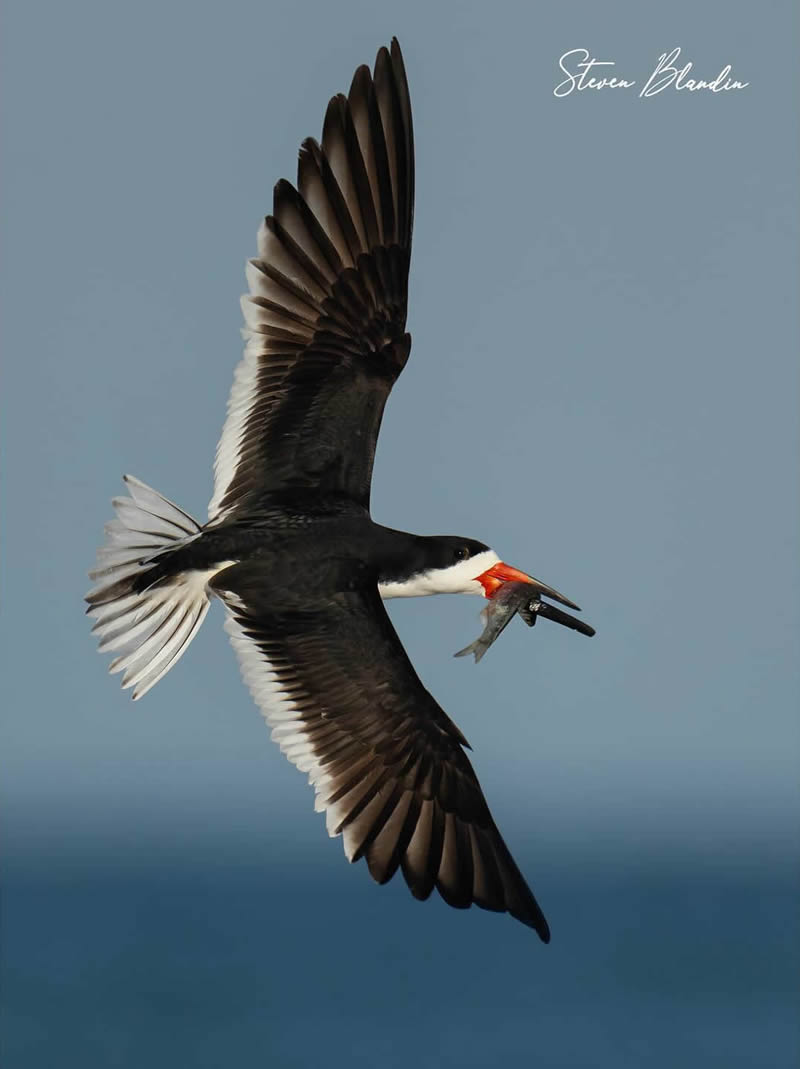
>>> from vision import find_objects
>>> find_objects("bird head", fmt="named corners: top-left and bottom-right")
top-left (377, 535), bottom-right (580, 608)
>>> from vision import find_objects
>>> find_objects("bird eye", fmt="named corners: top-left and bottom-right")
top-left (454, 546), bottom-right (470, 562)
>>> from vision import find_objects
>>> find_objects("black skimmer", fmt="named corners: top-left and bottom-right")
top-left (87, 39), bottom-right (593, 941)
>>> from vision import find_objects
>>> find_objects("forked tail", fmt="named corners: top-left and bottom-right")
top-left (86, 475), bottom-right (211, 700)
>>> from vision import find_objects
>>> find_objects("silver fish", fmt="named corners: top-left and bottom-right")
top-left (454, 581), bottom-right (537, 663)
top-left (455, 582), bottom-right (596, 663)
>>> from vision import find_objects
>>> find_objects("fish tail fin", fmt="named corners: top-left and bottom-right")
top-left (453, 639), bottom-right (487, 663)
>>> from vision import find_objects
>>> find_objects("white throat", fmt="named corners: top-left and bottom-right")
top-left (378, 549), bottom-right (499, 599)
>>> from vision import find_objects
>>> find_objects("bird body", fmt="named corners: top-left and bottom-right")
top-left (120, 496), bottom-right (497, 600)
top-left (87, 39), bottom-right (593, 942)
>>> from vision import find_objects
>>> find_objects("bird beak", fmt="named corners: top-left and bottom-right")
top-left (475, 561), bottom-right (581, 610)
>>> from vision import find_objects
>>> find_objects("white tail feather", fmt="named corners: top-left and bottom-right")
top-left (87, 475), bottom-right (215, 700)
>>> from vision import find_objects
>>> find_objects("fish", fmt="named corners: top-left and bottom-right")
top-left (454, 581), bottom-right (536, 663)
top-left (454, 581), bottom-right (595, 663)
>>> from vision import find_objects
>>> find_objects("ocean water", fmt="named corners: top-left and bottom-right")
top-left (2, 842), bottom-right (797, 1068)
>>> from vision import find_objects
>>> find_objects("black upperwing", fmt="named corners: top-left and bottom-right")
top-left (209, 39), bottom-right (414, 522)
top-left (211, 560), bottom-right (550, 940)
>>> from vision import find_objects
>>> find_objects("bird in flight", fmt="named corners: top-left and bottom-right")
top-left (87, 39), bottom-right (593, 942)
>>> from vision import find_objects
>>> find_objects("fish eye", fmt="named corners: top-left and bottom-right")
top-left (454, 546), bottom-right (470, 562)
